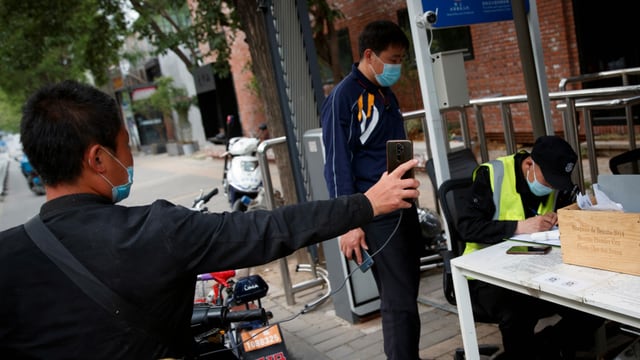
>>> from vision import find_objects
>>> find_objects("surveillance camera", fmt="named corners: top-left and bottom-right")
top-left (416, 10), bottom-right (438, 29)
top-left (425, 11), bottom-right (437, 25)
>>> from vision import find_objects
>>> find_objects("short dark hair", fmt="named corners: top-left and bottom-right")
top-left (358, 20), bottom-right (410, 57)
top-left (20, 80), bottom-right (123, 185)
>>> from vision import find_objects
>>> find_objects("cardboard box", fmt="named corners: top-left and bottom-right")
top-left (558, 203), bottom-right (640, 276)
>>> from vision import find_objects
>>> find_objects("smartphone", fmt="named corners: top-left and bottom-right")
top-left (506, 245), bottom-right (552, 255)
top-left (359, 249), bottom-right (374, 272)
top-left (386, 140), bottom-right (414, 179)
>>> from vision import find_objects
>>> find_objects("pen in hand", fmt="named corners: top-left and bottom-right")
top-left (517, 211), bottom-right (558, 234)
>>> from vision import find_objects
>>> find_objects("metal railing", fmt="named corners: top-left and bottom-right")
top-left (409, 85), bottom-right (640, 191)
top-left (256, 136), bottom-right (330, 307)
top-left (557, 95), bottom-right (640, 183)
top-left (559, 67), bottom-right (640, 91)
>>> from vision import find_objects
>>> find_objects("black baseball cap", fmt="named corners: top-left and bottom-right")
top-left (530, 136), bottom-right (578, 190)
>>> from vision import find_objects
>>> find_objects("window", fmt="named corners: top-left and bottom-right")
top-left (397, 8), bottom-right (474, 61)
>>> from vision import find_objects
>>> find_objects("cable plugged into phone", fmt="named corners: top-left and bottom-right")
top-left (358, 249), bottom-right (374, 272)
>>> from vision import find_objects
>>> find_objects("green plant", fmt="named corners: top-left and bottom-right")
top-left (132, 76), bottom-right (197, 142)
top-left (405, 118), bottom-right (424, 141)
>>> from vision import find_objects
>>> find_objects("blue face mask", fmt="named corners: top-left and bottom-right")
top-left (98, 147), bottom-right (133, 203)
top-left (527, 162), bottom-right (553, 196)
top-left (370, 53), bottom-right (402, 87)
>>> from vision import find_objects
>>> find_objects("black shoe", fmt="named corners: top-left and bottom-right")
top-left (211, 133), bottom-right (226, 144)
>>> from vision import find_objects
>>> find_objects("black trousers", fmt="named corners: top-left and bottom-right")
top-left (469, 280), bottom-right (604, 360)
top-left (363, 206), bottom-right (422, 360)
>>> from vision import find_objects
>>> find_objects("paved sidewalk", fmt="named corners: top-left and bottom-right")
top-left (180, 142), bottom-right (501, 359)
top-left (248, 258), bottom-right (501, 360)
top-left (145, 141), bottom-right (625, 359)
top-left (150, 139), bottom-right (621, 360)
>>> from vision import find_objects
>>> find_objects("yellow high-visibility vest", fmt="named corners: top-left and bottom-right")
top-left (463, 154), bottom-right (556, 255)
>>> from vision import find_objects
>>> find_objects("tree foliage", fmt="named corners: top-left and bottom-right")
top-left (132, 76), bottom-right (197, 142)
top-left (0, 88), bottom-right (21, 133)
top-left (307, 0), bottom-right (344, 82)
top-left (0, 0), bottom-right (342, 152)
top-left (0, 0), bottom-right (127, 101)
top-left (0, 0), bottom-right (238, 118)
top-left (128, 0), bottom-right (238, 75)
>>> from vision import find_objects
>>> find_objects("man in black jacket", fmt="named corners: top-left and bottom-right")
top-left (0, 80), bottom-right (420, 359)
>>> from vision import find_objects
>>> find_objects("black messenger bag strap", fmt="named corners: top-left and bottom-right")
top-left (23, 215), bottom-right (166, 343)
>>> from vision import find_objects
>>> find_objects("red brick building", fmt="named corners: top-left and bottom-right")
top-left (227, 0), bottom-right (638, 144)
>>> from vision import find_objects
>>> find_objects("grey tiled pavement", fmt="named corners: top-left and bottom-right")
top-left (253, 260), bottom-right (502, 360)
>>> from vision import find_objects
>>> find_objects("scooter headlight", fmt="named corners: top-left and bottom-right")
top-left (241, 159), bottom-right (259, 172)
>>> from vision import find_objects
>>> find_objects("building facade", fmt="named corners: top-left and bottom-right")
top-left (226, 0), bottom-right (638, 145)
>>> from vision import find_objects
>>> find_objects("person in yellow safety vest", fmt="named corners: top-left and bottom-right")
top-left (458, 136), bottom-right (603, 360)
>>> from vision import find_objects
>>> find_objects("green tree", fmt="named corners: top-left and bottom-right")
top-left (0, 0), bottom-right (238, 107)
top-left (128, 0), bottom-right (238, 75)
top-left (308, 0), bottom-right (345, 82)
top-left (0, 89), bottom-right (21, 133)
top-left (132, 76), bottom-right (196, 143)
top-left (1, 0), bottom-right (342, 205)
top-left (0, 0), bottom-right (127, 101)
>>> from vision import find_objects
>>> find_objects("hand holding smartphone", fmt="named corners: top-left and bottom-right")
top-left (386, 140), bottom-right (414, 179)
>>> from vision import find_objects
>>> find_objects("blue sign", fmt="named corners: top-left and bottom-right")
top-left (422, 0), bottom-right (529, 28)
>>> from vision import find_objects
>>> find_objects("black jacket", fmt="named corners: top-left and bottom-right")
top-left (0, 193), bottom-right (373, 359)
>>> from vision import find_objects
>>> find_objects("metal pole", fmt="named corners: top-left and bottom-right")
top-left (407, 0), bottom-right (452, 249)
top-left (527, 0), bottom-right (554, 134)
top-left (512, 0), bottom-right (546, 138)
top-left (259, 0), bottom-right (307, 205)
top-left (474, 104), bottom-right (490, 163)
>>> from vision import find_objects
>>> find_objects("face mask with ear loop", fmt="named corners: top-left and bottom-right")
top-left (527, 161), bottom-right (553, 196)
top-left (96, 146), bottom-right (134, 203)
top-left (369, 52), bottom-right (402, 87)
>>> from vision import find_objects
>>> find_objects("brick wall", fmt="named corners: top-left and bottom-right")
top-left (227, 0), bottom-right (580, 145)
top-left (463, 0), bottom-right (578, 141)
top-left (229, 32), bottom-right (267, 138)
top-left (330, 0), bottom-right (580, 145)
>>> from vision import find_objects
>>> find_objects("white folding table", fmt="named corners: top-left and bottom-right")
top-left (451, 240), bottom-right (640, 360)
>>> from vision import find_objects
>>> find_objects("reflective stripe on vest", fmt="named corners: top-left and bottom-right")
top-left (463, 154), bottom-right (556, 255)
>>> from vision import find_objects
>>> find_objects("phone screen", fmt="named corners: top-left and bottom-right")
top-left (506, 245), bottom-right (552, 255)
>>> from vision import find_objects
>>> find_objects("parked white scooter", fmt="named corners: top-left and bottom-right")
top-left (221, 124), bottom-right (267, 212)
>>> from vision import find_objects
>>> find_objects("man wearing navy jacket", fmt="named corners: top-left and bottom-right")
top-left (321, 20), bottom-right (423, 360)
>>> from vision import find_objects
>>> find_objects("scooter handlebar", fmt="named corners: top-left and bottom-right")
top-left (191, 305), bottom-right (268, 335)
top-left (192, 188), bottom-right (219, 211)
top-left (225, 308), bottom-right (268, 323)
top-left (201, 188), bottom-right (219, 203)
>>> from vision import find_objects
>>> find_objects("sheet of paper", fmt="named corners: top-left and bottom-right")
top-left (508, 229), bottom-right (561, 247)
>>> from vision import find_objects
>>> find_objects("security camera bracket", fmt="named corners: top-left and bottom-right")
top-left (416, 10), bottom-right (438, 29)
